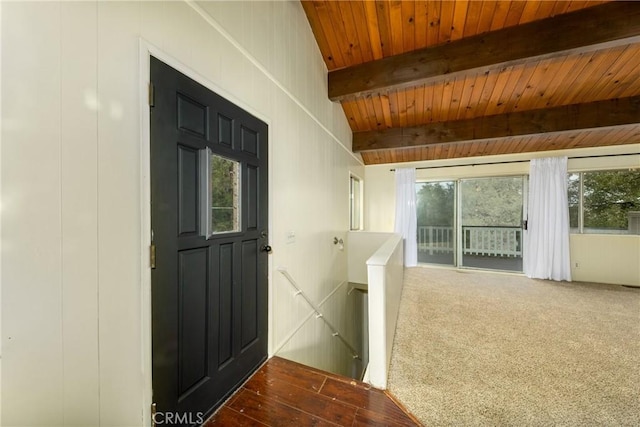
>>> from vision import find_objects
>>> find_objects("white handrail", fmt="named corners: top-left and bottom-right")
top-left (277, 267), bottom-right (360, 360)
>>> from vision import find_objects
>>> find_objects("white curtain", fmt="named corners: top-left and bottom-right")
top-left (524, 157), bottom-right (571, 281)
top-left (394, 168), bottom-right (418, 267)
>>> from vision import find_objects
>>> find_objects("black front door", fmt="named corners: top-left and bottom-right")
top-left (150, 57), bottom-right (268, 424)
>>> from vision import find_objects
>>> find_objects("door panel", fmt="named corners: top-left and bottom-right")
top-left (151, 56), bottom-right (268, 423)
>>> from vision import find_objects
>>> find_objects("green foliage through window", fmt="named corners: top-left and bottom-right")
top-left (568, 169), bottom-right (640, 234)
top-left (210, 154), bottom-right (240, 233)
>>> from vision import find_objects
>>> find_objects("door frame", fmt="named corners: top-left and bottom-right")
top-left (138, 39), bottom-right (273, 426)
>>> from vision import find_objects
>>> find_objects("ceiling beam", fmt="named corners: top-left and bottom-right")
top-left (352, 96), bottom-right (640, 152)
top-left (329, 2), bottom-right (640, 102)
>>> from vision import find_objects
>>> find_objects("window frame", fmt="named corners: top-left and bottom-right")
top-left (349, 173), bottom-right (363, 231)
top-left (568, 168), bottom-right (640, 235)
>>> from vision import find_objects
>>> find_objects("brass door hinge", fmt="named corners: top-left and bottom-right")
top-left (151, 402), bottom-right (157, 427)
top-left (150, 244), bottom-right (156, 269)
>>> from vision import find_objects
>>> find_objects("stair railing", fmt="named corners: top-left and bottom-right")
top-left (277, 267), bottom-right (360, 361)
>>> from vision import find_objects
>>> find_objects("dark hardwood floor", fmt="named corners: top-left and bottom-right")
top-left (203, 356), bottom-right (421, 427)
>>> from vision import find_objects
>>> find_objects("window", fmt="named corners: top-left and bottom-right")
top-left (416, 176), bottom-right (526, 272)
top-left (568, 169), bottom-right (640, 234)
top-left (350, 175), bottom-right (362, 230)
top-left (200, 148), bottom-right (241, 237)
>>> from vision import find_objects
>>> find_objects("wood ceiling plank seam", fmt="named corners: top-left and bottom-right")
top-left (440, 78), bottom-right (455, 121)
top-left (405, 88), bottom-right (417, 127)
top-left (502, 0), bottom-right (527, 28)
top-left (363, 0), bottom-right (384, 60)
top-left (300, 1), bottom-right (337, 70)
top-left (380, 93), bottom-right (394, 128)
top-left (422, 83), bottom-right (435, 123)
top-left (528, 56), bottom-right (573, 110)
top-left (606, 128), bottom-right (637, 147)
top-left (589, 44), bottom-right (639, 101)
top-left (326, 0), bottom-right (360, 66)
top-left (608, 50), bottom-right (640, 99)
top-left (476, 68), bottom-right (502, 117)
top-left (553, 52), bottom-right (599, 106)
top-left (562, 49), bottom-right (617, 105)
top-left (414, 85), bottom-right (426, 125)
top-left (498, 64), bottom-right (531, 115)
top-left (401, 0), bottom-right (416, 52)
top-left (387, 148), bottom-right (396, 164)
top-left (450, 142), bottom-right (464, 159)
top-left (476, 1), bottom-right (499, 35)
top-left (341, 101), bottom-right (362, 132)
top-left (427, 0), bottom-right (441, 47)
top-left (438, 1), bottom-right (455, 43)
top-left (504, 135), bottom-right (527, 155)
top-left (550, 1), bottom-right (572, 17)
top-left (477, 140), bottom-right (492, 157)
top-left (335, 0), bottom-right (365, 66)
top-left (451, 142), bottom-right (466, 159)
top-left (375, 0), bottom-right (394, 58)
top-left (311, 0), bottom-right (347, 68)
top-left (533, 54), bottom-right (583, 109)
top-left (462, 0), bottom-right (483, 38)
top-left (448, 0), bottom-right (468, 43)
top-left (479, 65), bottom-right (513, 116)
top-left (397, 90), bottom-right (408, 128)
top-left (605, 127), bottom-right (636, 147)
top-left (567, 131), bottom-right (590, 149)
top-left (447, 77), bottom-right (467, 121)
top-left (490, 65), bottom-right (520, 116)
top-left (363, 95), bottom-right (380, 130)
top-left (514, 135), bottom-right (534, 155)
top-left (353, 98), bottom-right (371, 131)
top-left (348, 1), bottom-right (375, 64)
top-left (489, 0), bottom-right (511, 32)
top-left (431, 80), bottom-right (447, 123)
top-left (532, 0), bottom-right (557, 23)
top-left (518, 0), bottom-right (542, 25)
top-left (355, 97), bottom-right (373, 131)
top-left (432, 143), bottom-right (443, 160)
top-left (505, 64), bottom-right (538, 111)
top-left (389, 0), bottom-right (404, 56)
top-left (439, 143), bottom-right (451, 159)
top-left (465, 72), bottom-right (490, 119)
top-left (414, 1), bottom-right (428, 50)
top-left (466, 141), bottom-right (481, 159)
top-left (566, 1), bottom-right (591, 14)
top-left (371, 95), bottom-right (386, 130)
top-left (360, 152), bottom-right (371, 164)
top-left (456, 74), bottom-right (480, 120)
top-left (517, 61), bottom-right (549, 109)
top-left (388, 90), bottom-right (401, 128)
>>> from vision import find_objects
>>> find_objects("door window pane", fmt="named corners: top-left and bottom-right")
top-left (460, 177), bottom-right (524, 272)
top-left (201, 149), bottom-right (241, 236)
top-left (416, 181), bottom-right (455, 265)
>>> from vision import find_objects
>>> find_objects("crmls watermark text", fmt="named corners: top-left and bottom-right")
top-left (153, 412), bottom-right (205, 425)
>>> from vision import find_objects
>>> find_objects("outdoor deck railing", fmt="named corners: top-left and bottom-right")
top-left (418, 226), bottom-right (522, 257)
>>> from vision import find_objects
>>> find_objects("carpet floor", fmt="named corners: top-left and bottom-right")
top-left (388, 267), bottom-right (640, 426)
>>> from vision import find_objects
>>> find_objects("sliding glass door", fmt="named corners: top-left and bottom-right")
top-left (416, 181), bottom-right (455, 265)
top-left (459, 177), bottom-right (525, 272)
top-left (416, 176), bottom-right (526, 272)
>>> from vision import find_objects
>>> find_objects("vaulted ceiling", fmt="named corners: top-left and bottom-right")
top-left (301, 1), bottom-right (640, 165)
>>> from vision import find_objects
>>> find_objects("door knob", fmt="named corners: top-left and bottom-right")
top-left (261, 245), bottom-right (272, 253)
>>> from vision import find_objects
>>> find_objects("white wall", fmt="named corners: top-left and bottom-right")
top-left (365, 145), bottom-right (640, 286)
top-left (347, 231), bottom-right (395, 285)
top-left (1, 1), bottom-right (364, 425)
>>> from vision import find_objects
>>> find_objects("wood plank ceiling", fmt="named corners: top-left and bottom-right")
top-left (301, 1), bottom-right (640, 165)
